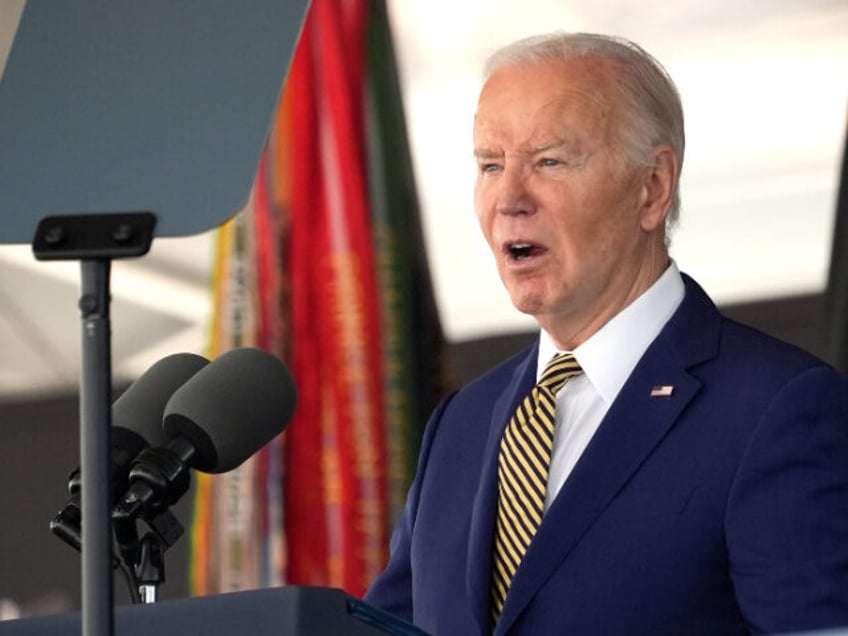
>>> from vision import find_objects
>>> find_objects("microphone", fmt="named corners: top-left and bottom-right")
top-left (49, 352), bottom-right (210, 552)
top-left (114, 347), bottom-right (297, 521)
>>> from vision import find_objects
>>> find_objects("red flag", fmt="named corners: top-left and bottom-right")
top-left (190, 0), bottom-right (449, 598)
top-left (284, 0), bottom-right (387, 596)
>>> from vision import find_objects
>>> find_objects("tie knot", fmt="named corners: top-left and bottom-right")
top-left (538, 353), bottom-right (582, 394)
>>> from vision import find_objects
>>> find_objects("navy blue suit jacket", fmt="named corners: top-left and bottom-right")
top-left (366, 275), bottom-right (848, 635)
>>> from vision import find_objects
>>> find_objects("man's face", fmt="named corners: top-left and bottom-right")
top-left (473, 57), bottom-right (665, 347)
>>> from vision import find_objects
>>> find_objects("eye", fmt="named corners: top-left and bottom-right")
top-left (480, 162), bottom-right (501, 174)
top-left (539, 157), bottom-right (561, 168)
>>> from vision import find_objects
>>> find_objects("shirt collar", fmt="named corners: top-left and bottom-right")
top-left (538, 261), bottom-right (685, 404)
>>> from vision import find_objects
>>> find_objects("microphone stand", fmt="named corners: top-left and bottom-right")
top-left (113, 440), bottom-right (191, 605)
top-left (33, 212), bottom-right (155, 636)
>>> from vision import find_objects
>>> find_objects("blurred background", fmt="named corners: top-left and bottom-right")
top-left (0, 0), bottom-right (846, 621)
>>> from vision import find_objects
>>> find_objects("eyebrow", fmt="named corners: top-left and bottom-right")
top-left (473, 146), bottom-right (502, 160)
top-left (529, 139), bottom-right (569, 154)
top-left (473, 139), bottom-right (570, 160)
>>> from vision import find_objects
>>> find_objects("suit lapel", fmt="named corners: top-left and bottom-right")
top-left (495, 275), bottom-right (722, 633)
top-left (466, 343), bottom-right (539, 635)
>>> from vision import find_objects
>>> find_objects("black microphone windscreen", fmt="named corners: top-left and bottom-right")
top-left (162, 347), bottom-right (298, 473)
top-left (112, 352), bottom-right (210, 456)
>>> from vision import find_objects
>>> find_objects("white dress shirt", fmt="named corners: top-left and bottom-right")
top-left (538, 262), bottom-right (686, 511)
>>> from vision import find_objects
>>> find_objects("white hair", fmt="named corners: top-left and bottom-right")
top-left (483, 32), bottom-right (685, 230)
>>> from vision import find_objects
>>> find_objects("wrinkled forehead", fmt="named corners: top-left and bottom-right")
top-left (473, 57), bottom-right (621, 149)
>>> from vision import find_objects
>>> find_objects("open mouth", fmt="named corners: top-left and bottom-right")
top-left (506, 242), bottom-right (544, 261)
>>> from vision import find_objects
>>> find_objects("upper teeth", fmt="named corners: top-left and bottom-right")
top-left (510, 243), bottom-right (533, 258)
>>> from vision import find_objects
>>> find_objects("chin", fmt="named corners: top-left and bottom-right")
top-left (508, 293), bottom-right (545, 317)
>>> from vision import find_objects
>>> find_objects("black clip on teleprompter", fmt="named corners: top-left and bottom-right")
top-left (33, 212), bottom-right (156, 261)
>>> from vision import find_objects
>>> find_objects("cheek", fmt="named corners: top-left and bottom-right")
top-left (566, 183), bottom-right (638, 243)
top-left (474, 189), bottom-right (494, 237)
top-left (474, 178), bottom-right (489, 206)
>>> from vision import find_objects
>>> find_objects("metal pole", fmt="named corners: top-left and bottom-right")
top-left (79, 258), bottom-right (114, 636)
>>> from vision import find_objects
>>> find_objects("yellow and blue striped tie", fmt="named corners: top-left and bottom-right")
top-left (490, 353), bottom-right (583, 624)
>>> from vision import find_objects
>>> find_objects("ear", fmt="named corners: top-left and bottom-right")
top-left (639, 145), bottom-right (678, 233)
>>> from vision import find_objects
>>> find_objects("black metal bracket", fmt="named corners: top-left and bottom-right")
top-left (32, 212), bottom-right (156, 261)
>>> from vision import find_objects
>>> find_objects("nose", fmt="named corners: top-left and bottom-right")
top-left (495, 166), bottom-right (535, 216)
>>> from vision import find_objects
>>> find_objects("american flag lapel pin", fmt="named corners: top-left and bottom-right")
top-left (650, 385), bottom-right (674, 398)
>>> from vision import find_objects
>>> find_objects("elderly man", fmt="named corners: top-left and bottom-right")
top-left (365, 32), bottom-right (848, 635)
